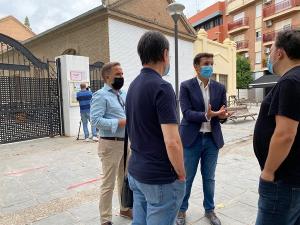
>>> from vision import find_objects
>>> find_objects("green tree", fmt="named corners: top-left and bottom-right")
top-left (236, 55), bottom-right (253, 90)
top-left (24, 16), bottom-right (30, 28)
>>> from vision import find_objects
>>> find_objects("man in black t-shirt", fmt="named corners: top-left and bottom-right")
top-left (254, 30), bottom-right (300, 225)
top-left (126, 31), bottom-right (186, 225)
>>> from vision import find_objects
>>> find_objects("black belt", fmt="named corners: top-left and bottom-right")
top-left (199, 132), bottom-right (212, 136)
top-left (100, 137), bottom-right (125, 141)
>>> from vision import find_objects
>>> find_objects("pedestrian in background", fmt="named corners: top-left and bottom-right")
top-left (76, 83), bottom-right (98, 141)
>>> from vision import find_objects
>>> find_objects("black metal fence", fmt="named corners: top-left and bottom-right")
top-left (89, 61), bottom-right (104, 93)
top-left (0, 33), bottom-right (63, 144)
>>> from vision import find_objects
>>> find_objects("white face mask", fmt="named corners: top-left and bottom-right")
top-left (163, 63), bottom-right (170, 76)
top-left (267, 50), bottom-right (279, 75)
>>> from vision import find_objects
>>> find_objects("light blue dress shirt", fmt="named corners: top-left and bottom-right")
top-left (91, 84), bottom-right (126, 138)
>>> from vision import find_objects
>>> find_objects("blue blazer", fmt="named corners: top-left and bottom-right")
top-left (179, 78), bottom-right (227, 149)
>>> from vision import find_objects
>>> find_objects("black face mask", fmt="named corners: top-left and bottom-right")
top-left (111, 77), bottom-right (124, 90)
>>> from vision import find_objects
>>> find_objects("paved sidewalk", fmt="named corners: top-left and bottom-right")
top-left (0, 107), bottom-right (260, 225)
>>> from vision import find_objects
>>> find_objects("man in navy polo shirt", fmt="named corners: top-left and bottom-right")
top-left (126, 31), bottom-right (186, 225)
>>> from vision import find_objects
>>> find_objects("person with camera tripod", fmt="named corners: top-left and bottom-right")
top-left (76, 83), bottom-right (98, 141)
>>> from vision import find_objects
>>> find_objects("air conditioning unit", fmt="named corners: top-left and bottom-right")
top-left (263, 0), bottom-right (272, 4)
top-left (266, 20), bottom-right (273, 27)
top-left (265, 47), bottom-right (271, 54)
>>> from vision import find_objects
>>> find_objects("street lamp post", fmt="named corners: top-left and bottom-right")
top-left (167, 2), bottom-right (185, 120)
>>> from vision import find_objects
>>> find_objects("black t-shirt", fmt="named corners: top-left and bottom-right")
top-left (126, 68), bottom-right (178, 184)
top-left (254, 66), bottom-right (300, 186)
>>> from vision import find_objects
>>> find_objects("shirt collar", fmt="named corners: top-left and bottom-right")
top-left (197, 77), bottom-right (210, 88)
top-left (141, 67), bottom-right (162, 79)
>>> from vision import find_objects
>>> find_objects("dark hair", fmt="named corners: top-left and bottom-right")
top-left (101, 62), bottom-right (121, 81)
top-left (137, 31), bottom-right (169, 65)
top-left (275, 29), bottom-right (300, 60)
top-left (193, 53), bottom-right (214, 66)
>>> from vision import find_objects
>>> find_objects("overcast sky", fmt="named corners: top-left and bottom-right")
top-left (0, 0), bottom-right (219, 34)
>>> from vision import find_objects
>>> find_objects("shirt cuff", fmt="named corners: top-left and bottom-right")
top-left (111, 119), bottom-right (119, 134)
top-left (205, 113), bottom-right (211, 122)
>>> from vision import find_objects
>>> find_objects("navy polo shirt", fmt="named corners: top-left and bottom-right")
top-left (126, 68), bottom-right (178, 184)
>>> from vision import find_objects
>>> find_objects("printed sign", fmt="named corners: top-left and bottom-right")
top-left (70, 71), bottom-right (87, 81)
top-left (69, 82), bottom-right (89, 106)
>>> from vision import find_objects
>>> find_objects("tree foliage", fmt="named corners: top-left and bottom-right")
top-left (236, 55), bottom-right (253, 89)
top-left (24, 16), bottom-right (30, 28)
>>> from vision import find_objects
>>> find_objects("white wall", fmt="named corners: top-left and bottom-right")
top-left (254, 71), bottom-right (264, 102)
top-left (58, 55), bottom-right (90, 137)
top-left (108, 19), bottom-right (194, 92)
top-left (238, 89), bottom-right (249, 99)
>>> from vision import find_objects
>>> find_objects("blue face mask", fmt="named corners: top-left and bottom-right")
top-left (163, 63), bottom-right (170, 76)
top-left (267, 55), bottom-right (275, 74)
top-left (200, 66), bottom-right (213, 78)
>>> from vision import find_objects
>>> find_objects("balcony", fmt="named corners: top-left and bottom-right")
top-left (262, 31), bottom-right (276, 45)
top-left (227, 0), bottom-right (256, 14)
top-left (228, 17), bottom-right (249, 34)
top-left (262, 25), bottom-right (299, 45)
top-left (263, 0), bottom-right (300, 21)
top-left (236, 40), bottom-right (249, 52)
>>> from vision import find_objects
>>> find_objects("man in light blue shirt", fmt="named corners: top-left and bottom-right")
top-left (91, 62), bottom-right (131, 225)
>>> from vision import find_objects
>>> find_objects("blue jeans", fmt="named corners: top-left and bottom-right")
top-left (180, 133), bottom-right (219, 213)
top-left (128, 174), bottom-right (185, 225)
top-left (81, 112), bottom-right (97, 139)
top-left (256, 178), bottom-right (300, 225)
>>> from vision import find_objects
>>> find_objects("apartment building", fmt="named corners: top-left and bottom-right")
top-left (188, 2), bottom-right (228, 42)
top-left (226, 0), bottom-right (300, 100)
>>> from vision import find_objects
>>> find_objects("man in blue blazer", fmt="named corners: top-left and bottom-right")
top-left (176, 53), bottom-right (232, 225)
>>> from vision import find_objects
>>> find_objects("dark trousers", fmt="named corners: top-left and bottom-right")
top-left (256, 178), bottom-right (300, 225)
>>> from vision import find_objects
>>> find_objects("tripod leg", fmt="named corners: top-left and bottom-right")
top-left (76, 121), bottom-right (81, 140)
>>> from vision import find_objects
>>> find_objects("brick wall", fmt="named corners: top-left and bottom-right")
top-left (0, 16), bottom-right (35, 41)
top-left (25, 17), bottom-right (109, 64)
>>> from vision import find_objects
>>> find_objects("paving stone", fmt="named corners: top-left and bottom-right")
top-left (68, 201), bottom-right (99, 222)
top-left (31, 212), bottom-right (78, 225)
top-left (0, 108), bottom-right (262, 225)
top-left (219, 202), bottom-right (257, 225)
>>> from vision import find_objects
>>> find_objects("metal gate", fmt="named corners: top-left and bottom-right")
top-left (0, 33), bottom-right (64, 144)
top-left (89, 61), bottom-right (104, 93)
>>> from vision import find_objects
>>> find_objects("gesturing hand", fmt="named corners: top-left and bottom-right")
top-left (207, 104), bottom-right (227, 119)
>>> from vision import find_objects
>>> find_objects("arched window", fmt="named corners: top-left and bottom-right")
top-left (62, 48), bottom-right (77, 55)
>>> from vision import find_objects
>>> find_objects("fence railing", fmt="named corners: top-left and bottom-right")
top-left (236, 40), bottom-right (249, 50)
top-left (228, 17), bottom-right (249, 31)
top-left (263, 0), bottom-right (300, 18)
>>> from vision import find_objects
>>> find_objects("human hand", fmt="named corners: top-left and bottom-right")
top-left (207, 104), bottom-right (226, 119)
top-left (218, 109), bottom-right (234, 119)
top-left (261, 170), bottom-right (275, 182)
top-left (178, 175), bottom-right (186, 182)
top-left (118, 119), bottom-right (126, 128)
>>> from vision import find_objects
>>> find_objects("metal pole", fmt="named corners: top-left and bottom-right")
top-left (56, 58), bottom-right (65, 136)
top-left (174, 18), bottom-right (180, 121)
